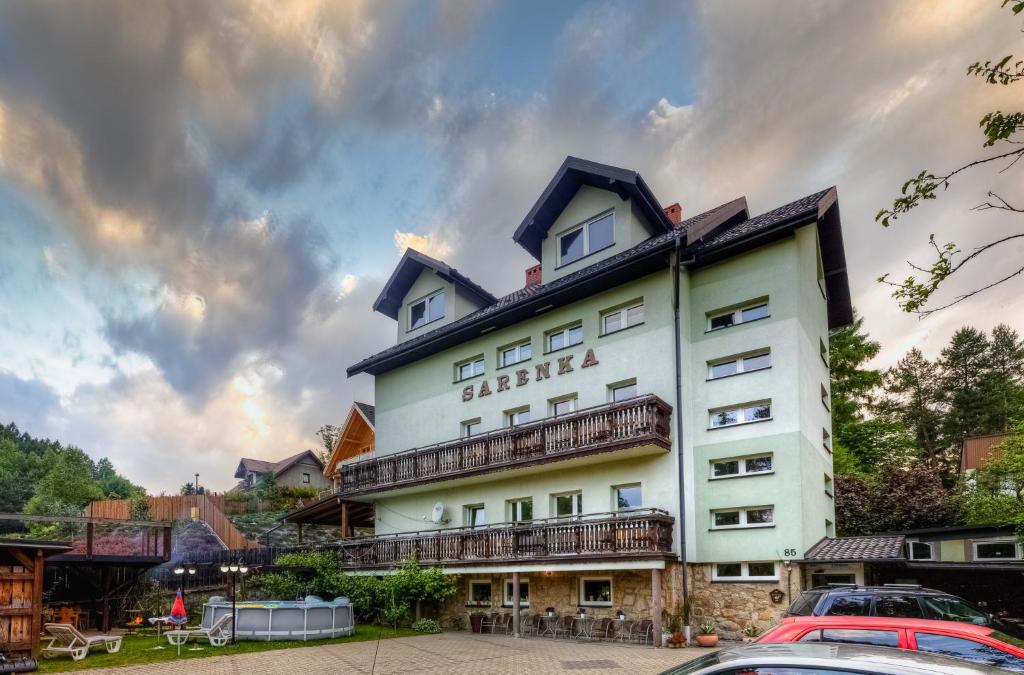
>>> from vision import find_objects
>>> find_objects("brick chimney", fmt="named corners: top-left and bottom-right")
top-left (663, 202), bottom-right (682, 225)
top-left (525, 264), bottom-right (542, 288)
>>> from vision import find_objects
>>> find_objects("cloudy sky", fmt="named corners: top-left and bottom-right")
top-left (0, 0), bottom-right (1021, 493)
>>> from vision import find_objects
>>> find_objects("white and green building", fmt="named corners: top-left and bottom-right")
top-left (300, 157), bottom-right (852, 639)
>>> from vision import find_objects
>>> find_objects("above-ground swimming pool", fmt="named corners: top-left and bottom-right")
top-left (202, 596), bottom-right (354, 641)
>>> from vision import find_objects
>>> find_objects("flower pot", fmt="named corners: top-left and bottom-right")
top-left (683, 626), bottom-right (692, 646)
top-left (696, 634), bottom-right (719, 648)
top-left (469, 614), bottom-right (484, 633)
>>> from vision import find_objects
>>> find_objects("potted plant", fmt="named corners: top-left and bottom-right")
top-left (742, 624), bottom-right (761, 643)
top-left (545, 606), bottom-right (556, 619)
top-left (663, 604), bottom-right (683, 646)
top-left (469, 611), bottom-right (486, 633)
top-left (665, 633), bottom-right (686, 649)
top-left (696, 621), bottom-right (718, 647)
top-left (681, 595), bottom-right (694, 646)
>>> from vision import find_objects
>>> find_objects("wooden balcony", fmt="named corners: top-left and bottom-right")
top-left (336, 394), bottom-right (672, 497)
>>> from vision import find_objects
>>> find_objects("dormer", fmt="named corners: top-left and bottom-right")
top-left (373, 248), bottom-right (497, 343)
top-left (513, 157), bottom-right (676, 283)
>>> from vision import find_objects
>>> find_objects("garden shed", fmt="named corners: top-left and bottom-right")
top-left (0, 539), bottom-right (71, 658)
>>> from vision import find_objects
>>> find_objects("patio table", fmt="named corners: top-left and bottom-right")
top-left (615, 618), bottom-right (634, 642)
top-left (572, 616), bottom-right (594, 640)
top-left (536, 615), bottom-right (558, 638)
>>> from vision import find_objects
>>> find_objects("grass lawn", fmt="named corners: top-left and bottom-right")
top-left (36, 625), bottom-right (420, 672)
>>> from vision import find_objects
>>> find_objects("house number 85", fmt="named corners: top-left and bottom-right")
top-left (784, 548), bottom-right (797, 557)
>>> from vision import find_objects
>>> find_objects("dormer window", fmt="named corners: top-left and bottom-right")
top-left (409, 290), bottom-right (445, 330)
top-left (557, 212), bottom-right (614, 266)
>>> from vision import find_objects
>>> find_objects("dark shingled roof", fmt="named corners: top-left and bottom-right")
top-left (805, 535), bottom-right (907, 562)
top-left (234, 450), bottom-right (324, 480)
top-left (354, 402), bottom-right (375, 428)
top-left (373, 248), bottom-right (497, 320)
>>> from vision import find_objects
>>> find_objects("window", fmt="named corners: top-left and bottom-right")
top-left (823, 429), bottom-right (832, 453)
top-left (462, 418), bottom-right (482, 438)
top-left (712, 562), bottom-right (778, 581)
top-left (710, 454), bottom-right (773, 479)
top-left (789, 591), bottom-right (825, 616)
top-left (614, 484), bottom-right (642, 510)
top-left (508, 498), bottom-right (533, 522)
top-left (550, 395), bottom-right (577, 416)
top-left (506, 407), bottom-right (530, 426)
top-left (601, 301), bottom-right (644, 335)
top-left (707, 350), bottom-right (771, 379)
top-left (579, 577), bottom-right (612, 606)
top-left (503, 578), bottom-right (529, 607)
top-left (820, 338), bottom-right (829, 367)
top-left (709, 401), bottom-right (772, 428)
top-left (873, 595), bottom-right (923, 618)
top-left (499, 340), bottom-right (532, 367)
top-left (456, 356), bottom-right (485, 381)
top-left (800, 629), bottom-right (899, 648)
top-left (610, 381), bottom-right (638, 403)
top-left (825, 519), bottom-right (835, 537)
top-left (821, 384), bottom-right (830, 411)
top-left (547, 323), bottom-right (583, 352)
top-left (908, 541), bottom-right (934, 561)
top-left (707, 300), bottom-right (769, 331)
top-left (302, 473), bottom-right (310, 484)
top-left (825, 595), bottom-right (872, 616)
top-left (974, 540), bottom-right (1022, 561)
top-left (409, 290), bottom-right (445, 330)
top-left (824, 474), bottom-right (833, 497)
top-left (468, 580), bottom-right (492, 606)
top-left (920, 597), bottom-right (990, 624)
top-left (466, 504), bottom-right (485, 528)
top-left (553, 492), bottom-right (583, 518)
top-left (558, 212), bottom-right (614, 265)
top-left (915, 633), bottom-right (1024, 670)
top-left (711, 506), bottom-right (774, 529)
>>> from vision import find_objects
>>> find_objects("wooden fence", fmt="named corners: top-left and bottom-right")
top-left (85, 495), bottom-right (260, 550)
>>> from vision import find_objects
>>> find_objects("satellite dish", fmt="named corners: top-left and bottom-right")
top-left (430, 502), bottom-right (447, 524)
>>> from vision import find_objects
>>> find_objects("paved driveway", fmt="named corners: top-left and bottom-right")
top-left (83, 633), bottom-right (709, 674)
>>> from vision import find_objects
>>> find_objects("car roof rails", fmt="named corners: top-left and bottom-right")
top-left (882, 583), bottom-right (923, 588)
top-left (826, 583), bottom-right (857, 588)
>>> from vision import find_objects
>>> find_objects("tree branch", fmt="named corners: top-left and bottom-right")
top-left (915, 264), bottom-right (1024, 317)
top-left (972, 191), bottom-right (1024, 213)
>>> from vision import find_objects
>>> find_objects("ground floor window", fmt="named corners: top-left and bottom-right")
top-left (504, 578), bottom-right (529, 607)
top-left (908, 541), bottom-right (934, 560)
top-left (553, 491), bottom-right (583, 518)
top-left (712, 561), bottom-right (778, 581)
top-left (468, 580), bottom-right (492, 606)
top-left (973, 540), bottom-right (1022, 561)
top-left (579, 577), bottom-right (612, 606)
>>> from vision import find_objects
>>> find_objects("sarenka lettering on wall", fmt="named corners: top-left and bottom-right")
top-left (461, 348), bottom-right (599, 402)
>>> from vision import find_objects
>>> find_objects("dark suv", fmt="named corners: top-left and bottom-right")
top-left (786, 585), bottom-right (1024, 639)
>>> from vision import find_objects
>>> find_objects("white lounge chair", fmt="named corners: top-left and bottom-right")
top-left (42, 623), bottom-right (122, 661)
top-left (186, 613), bottom-right (234, 647)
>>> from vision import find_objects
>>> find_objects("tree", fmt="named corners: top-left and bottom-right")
top-left (879, 349), bottom-right (950, 472)
top-left (985, 324), bottom-right (1024, 431)
top-left (315, 424), bottom-right (341, 465)
top-left (179, 482), bottom-right (197, 496)
top-left (253, 472), bottom-right (278, 500)
top-left (876, 1), bottom-right (1024, 316)
top-left (24, 447), bottom-right (105, 515)
top-left (94, 457), bottom-right (141, 499)
top-left (834, 474), bottom-right (878, 536)
top-left (962, 421), bottom-right (1024, 537)
top-left (835, 460), bottom-right (963, 535)
top-left (939, 327), bottom-right (996, 446)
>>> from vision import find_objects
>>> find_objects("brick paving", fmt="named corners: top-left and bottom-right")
top-left (79, 633), bottom-right (709, 674)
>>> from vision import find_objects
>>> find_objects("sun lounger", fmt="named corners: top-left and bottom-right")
top-left (42, 623), bottom-right (122, 661)
top-left (185, 613), bottom-right (233, 647)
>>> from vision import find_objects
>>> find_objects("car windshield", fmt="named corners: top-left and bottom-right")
top-left (658, 651), bottom-right (725, 674)
top-left (921, 596), bottom-right (990, 625)
top-left (787, 591), bottom-right (824, 616)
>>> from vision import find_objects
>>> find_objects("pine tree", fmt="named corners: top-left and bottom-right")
top-left (939, 327), bottom-right (995, 447)
top-left (985, 324), bottom-right (1024, 432)
top-left (881, 349), bottom-right (949, 472)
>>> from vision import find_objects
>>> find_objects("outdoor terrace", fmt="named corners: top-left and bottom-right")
top-left (333, 394), bottom-right (672, 498)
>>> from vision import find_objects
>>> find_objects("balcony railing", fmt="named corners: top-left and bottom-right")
top-left (335, 394), bottom-right (672, 497)
top-left (195, 509), bottom-right (674, 570)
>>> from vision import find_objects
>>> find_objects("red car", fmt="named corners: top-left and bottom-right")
top-left (759, 616), bottom-right (1024, 671)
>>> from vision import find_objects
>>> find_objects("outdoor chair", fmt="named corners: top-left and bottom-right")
top-left (520, 613), bottom-right (539, 636)
top-left (479, 612), bottom-right (501, 633)
top-left (185, 613), bottom-right (233, 647)
top-left (629, 619), bottom-right (654, 645)
top-left (591, 618), bottom-right (614, 640)
top-left (42, 623), bottom-right (122, 661)
top-left (553, 615), bottom-right (575, 639)
top-left (495, 613), bottom-right (514, 635)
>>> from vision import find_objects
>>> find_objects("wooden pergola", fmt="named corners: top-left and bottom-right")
top-left (0, 539), bottom-right (72, 659)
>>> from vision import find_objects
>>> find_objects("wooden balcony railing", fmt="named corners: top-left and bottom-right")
top-left (336, 394), bottom-right (672, 496)
top-left (194, 509), bottom-right (674, 570)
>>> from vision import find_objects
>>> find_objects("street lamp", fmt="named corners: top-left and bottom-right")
top-left (220, 558), bottom-right (248, 644)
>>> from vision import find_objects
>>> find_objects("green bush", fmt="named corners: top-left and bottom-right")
top-left (411, 618), bottom-right (442, 634)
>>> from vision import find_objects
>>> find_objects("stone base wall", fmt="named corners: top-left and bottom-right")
top-left (687, 563), bottom-right (802, 640)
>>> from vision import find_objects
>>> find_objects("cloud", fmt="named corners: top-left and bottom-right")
top-left (393, 230), bottom-right (453, 259)
top-left (0, 370), bottom-right (61, 437)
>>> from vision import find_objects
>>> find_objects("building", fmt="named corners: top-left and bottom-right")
top-left (323, 157), bottom-right (849, 640)
top-left (961, 433), bottom-right (1010, 475)
top-left (324, 402), bottom-right (376, 487)
top-left (232, 450), bottom-right (329, 492)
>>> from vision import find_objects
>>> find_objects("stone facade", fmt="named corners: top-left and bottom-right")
top-left (688, 563), bottom-right (802, 640)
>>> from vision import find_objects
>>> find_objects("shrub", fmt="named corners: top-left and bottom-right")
top-left (411, 618), bottom-right (442, 634)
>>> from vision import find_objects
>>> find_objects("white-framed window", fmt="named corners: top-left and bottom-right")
top-left (712, 561), bottom-right (778, 582)
top-left (466, 504), bottom-right (485, 528)
top-left (547, 323), bottom-right (583, 352)
top-left (508, 497), bottom-right (533, 522)
top-left (823, 429), bottom-right (832, 453)
top-left (816, 241), bottom-right (827, 300)
top-left (706, 300), bottom-right (769, 331)
top-left (506, 407), bottom-right (530, 426)
top-left (503, 578), bottom-right (530, 607)
top-left (455, 356), bottom-right (485, 382)
top-left (710, 454), bottom-right (773, 479)
top-left (553, 491), bottom-right (583, 518)
top-left (820, 338), bottom-right (829, 367)
top-left (302, 473), bottom-right (310, 484)
top-left (709, 401), bottom-right (772, 428)
top-left (499, 340), bottom-right (532, 367)
top-left (711, 506), bottom-right (774, 530)
top-left (609, 380), bottom-right (638, 403)
top-left (468, 580), bottom-right (492, 606)
top-left (973, 540), bottom-right (1022, 561)
top-left (462, 418), bottom-right (482, 438)
top-left (557, 212), bottom-right (614, 266)
top-left (825, 519), bottom-right (835, 538)
top-left (614, 484), bottom-right (642, 510)
top-left (908, 541), bottom-right (934, 561)
top-left (579, 577), bottom-right (613, 606)
top-left (821, 384), bottom-right (830, 411)
top-left (409, 290), bottom-right (445, 330)
top-left (824, 474), bottom-right (833, 497)
top-left (549, 395), bottom-right (577, 416)
top-left (601, 301), bottom-right (644, 335)
top-left (707, 350), bottom-right (771, 379)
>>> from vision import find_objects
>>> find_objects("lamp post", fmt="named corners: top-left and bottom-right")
top-left (173, 562), bottom-right (197, 591)
top-left (219, 558), bottom-right (249, 644)
top-left (195, 473), bottom-right (200, 495)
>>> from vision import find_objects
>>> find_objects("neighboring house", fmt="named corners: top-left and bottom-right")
top-left (961, 433), bottom-right (1010, 475)
top-left (232, 450), bottom-right (329, 492)
top-left (804, 524), bottom-right (1024, 619)
top-left (323, 402), bottom-right (376, 488)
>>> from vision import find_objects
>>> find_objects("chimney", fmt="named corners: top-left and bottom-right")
top-left (663, 202), bottom-right (682, 225)
top-left (525, 264), bottom-right (542, 289)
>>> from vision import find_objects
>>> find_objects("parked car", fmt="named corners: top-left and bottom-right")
top-left (657, 642), bottom-right (1007, 675)
top-left (786, 584), bottom-right (1024, 639)
top-left (759, 616), bottom-right (1024, 671)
